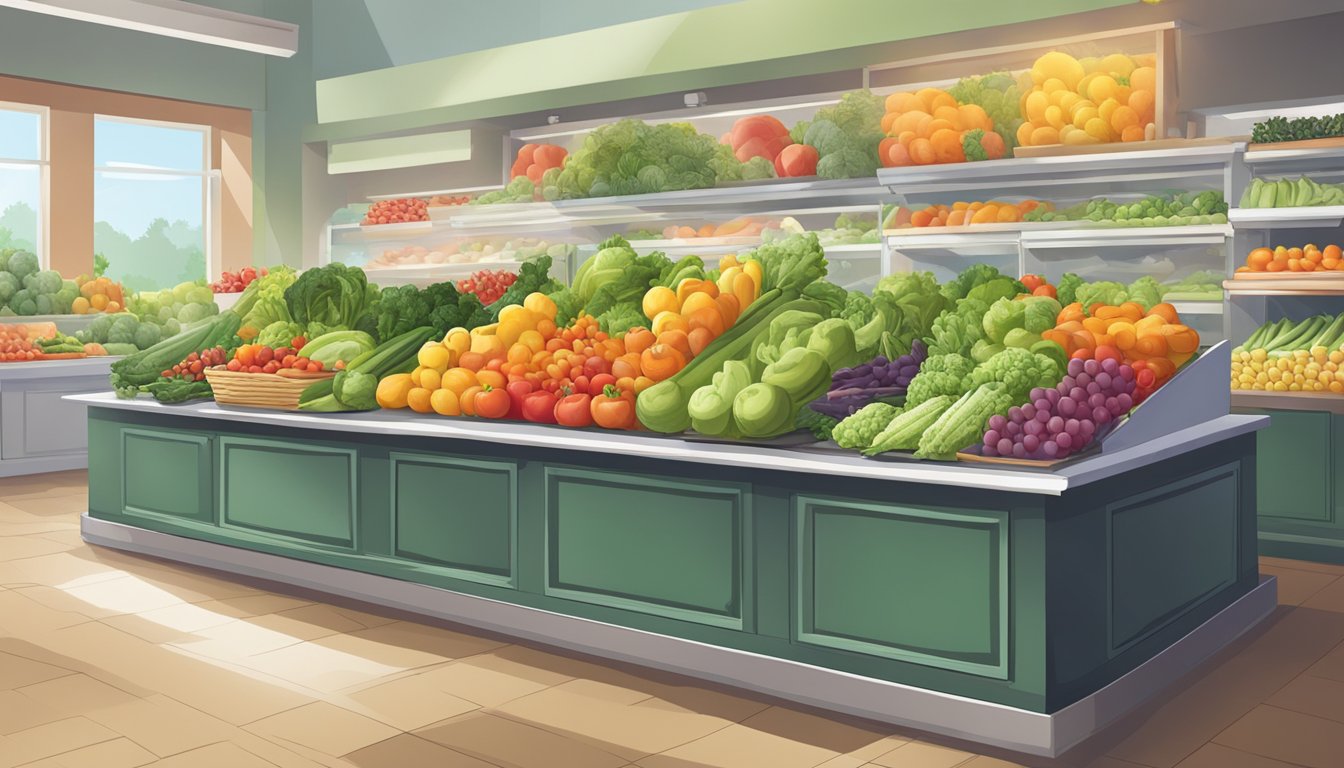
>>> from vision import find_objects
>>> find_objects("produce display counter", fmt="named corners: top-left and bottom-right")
top-left (76, 393), bottom-right (1273, 756)
top-left (0, 357), bottom-right (117, 477)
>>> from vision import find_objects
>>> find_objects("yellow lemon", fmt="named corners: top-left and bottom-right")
top-left (418, 344), bottom-right (451, 371)
top-left (1032, 51), bottom-right (1085, 90)
top-left (430, 388), bottom-right (460, 416)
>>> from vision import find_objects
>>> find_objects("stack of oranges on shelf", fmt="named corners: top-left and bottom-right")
top-left (1239, 244), bottom-right (1344, 273)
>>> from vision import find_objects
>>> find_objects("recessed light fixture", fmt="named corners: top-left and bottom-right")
top-left (0, 0), bottom-right (298, 57)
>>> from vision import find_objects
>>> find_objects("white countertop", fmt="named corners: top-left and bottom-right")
top-left (69, 391), bottom-right (1267, 496)
top-left (0, 357), bottom-right (117, 381)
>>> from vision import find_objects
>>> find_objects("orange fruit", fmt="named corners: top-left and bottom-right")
top-left (1325, 244), bottom-right (1342, 261)
top-left (1247, 248), bottom-right (1273, 270)
top-left (430, 388), bottom-right (460, 416)
top-left (406, 387), bottom-right (434, 414)
top-left (475, 369), bottom-right (506, 390)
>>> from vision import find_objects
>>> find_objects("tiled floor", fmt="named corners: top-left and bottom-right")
top-left (2, 470), bottom-right (1344, 767)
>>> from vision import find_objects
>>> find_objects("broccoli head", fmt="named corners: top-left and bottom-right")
top-left (905, 353), bottom-right (976, 407)
top-left (966, 347), bottom-right (1062, 404)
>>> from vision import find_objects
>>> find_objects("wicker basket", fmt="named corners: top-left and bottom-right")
top-left (204, 368), bottom-right (335, 411)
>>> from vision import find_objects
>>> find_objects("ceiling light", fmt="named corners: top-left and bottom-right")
top-left (0, 0), bottom-right (298, 57)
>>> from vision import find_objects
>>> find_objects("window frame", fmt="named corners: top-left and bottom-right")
top-left (92, 113), bottom-right (214, 283)
top-left (0, 100), bottom-right (50, 267)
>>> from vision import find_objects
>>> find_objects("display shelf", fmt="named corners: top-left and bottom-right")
top-left (1231, 390), bottom-right (1344, 415)
top-left (368, 185), bottom-right (499, 202)
top-left (877, 143), bottom-right (1241, 196)
top-left (1170, 301), bottom-right (1225, 315)
top-left (339, 221), bottom-right (435, 241)
top-left (1228, 206), bottom-right (1344, 229)
top-left (437, 178), bottom-right (887, 231)
top-left (72, 391), bottom-right (1263, 498)
top-left (885, 224), bottom-right (1231, 249)
top-left (820, 243), bottom-right (883, 256)
top-left (1021, 224), bottom-right (1233, 248)
top-left (1242, 143), bottom-right (1344, 172)
top-left (1223, 278), bottom-right (1344, 297)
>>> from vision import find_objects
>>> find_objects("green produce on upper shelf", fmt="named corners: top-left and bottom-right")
top-left (798, 90), bottom-right (885, 180)
top-left (1161, 270), bottom-right (1224, 302)
top-left (1064, 276), bottom-right (1164, 313)
top-left (535, 119), bottom-right (754, 201)
top-left (1239, 176), bottom-right (1344, 208)
top-left (1025, 191), bottom-right (1229, 227)
top-left (1252, 114), bottom-right (1344, 144)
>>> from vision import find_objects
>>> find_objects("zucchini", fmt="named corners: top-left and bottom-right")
top-left (111, 313), bottom-right (238, 388)
top-left (298, 326), bottom-right (435, 411)
top-left (864, 396), bottom-right (953, 455)
top-left (636, 293), bottom-right (829, 433)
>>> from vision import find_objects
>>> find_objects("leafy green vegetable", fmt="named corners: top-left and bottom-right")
top-left (795, 408), bottom-right (839, 441)
top-left (1074, 281), bottom-right (1129, 311)
top-left (484, 255), bottom-right (562, 323)
top-left (802, 90), bottom-right (885, 180)
top-left (284, 263), bottom-right (380, 338)
top-left (1056, 273), bottom-right (1084, 306)
top-left (926, 298), bottom-right (988, 358)
top-left (1253, 113), bottom-right (1344, 144)
top-left (741, 233), bottom-right (829, 297)
top-left (257, 321), bottom-right (304, 349)
top-left (653, 255), bottom-right (705, 290)
top-left (596, 303), bottom-right (649, 336)
top-left (939, 264), bottom-right (1020, 304)
top-left (802, 281), bottom-right (849, 317)
top-left (301, 330), bottom-right (375, 367)
top-left (543, 120), bottom-right (745, 200)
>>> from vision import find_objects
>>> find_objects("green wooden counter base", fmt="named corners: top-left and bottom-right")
top-left (1239, 406), bottom-right (1344, 565)
top-left (83, 400), bottom-right (1267, 754)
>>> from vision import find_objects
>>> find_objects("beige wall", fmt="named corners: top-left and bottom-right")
top-left (0, 74), bottom-right (253, 278)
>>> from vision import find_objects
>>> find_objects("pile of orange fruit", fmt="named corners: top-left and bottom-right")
top-left (1239, 244), bottom-right (1344, 273)
top-left (72, 276), bottom-right (124, 314)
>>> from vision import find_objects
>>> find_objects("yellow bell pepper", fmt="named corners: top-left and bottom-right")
top-left (717, 266), bottom-right (742, 296)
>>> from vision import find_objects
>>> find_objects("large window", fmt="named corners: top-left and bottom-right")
top-left (94, 116), bottom-right (209, 291)
top-left (0, 103), bottom-right (46, 262)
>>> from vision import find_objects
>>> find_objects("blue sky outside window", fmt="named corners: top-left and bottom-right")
top-left (94, 116), bottom-right (209, 291)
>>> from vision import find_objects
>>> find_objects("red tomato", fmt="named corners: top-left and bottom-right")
top-left (554, 393), bottom-right (593, 428)
top-left (588, 373), bottom-right (616, 394)
top-left (505, 379), bottom-right (534, 420)
top-left (590, 384), bottom-right (636, 430)
top-left (473, 386), bottom-right (510, 419)
top-left (522, 390), bottom-right (559, 423)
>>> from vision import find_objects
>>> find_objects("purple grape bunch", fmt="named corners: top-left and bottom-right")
top-left (980, 357), bottom-right (1137, 460)
top-left (810, 340), bottom-right (927, 419)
